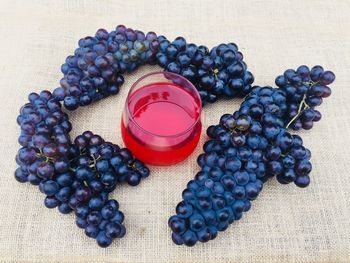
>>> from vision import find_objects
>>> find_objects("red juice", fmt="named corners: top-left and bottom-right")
top-left (121, 81), bottom-right (202, 165)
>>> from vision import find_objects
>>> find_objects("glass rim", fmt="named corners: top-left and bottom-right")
top-left (125, 71), bottom-right (202, 138)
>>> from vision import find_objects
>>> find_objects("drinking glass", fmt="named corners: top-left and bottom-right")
top-left (121, 72), bottom-right (202, 165)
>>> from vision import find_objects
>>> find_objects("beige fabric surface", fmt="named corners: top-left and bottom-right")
top-left (1, 0), bottom-right (350, 262)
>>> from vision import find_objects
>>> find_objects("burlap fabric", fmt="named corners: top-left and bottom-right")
top-left (0, 0), bottom-right (349, 262)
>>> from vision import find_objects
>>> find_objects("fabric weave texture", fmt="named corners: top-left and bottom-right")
top-left (0, 0), bottom-right (349, 262)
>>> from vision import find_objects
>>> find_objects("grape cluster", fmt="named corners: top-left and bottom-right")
top-left (169, 112), bottom-right (264, 246)
top-left (15, 90), bottom-right (72, 184)
top-left (156, 37), bottom-right (254, 104)
top-left (73, 132), bottom-right (149, 247)
top-left (52, 25), bottom-right (160, 110)
top-left (169, 69), bottom-right (334, 246)
top-left (67, 131), bottom-right (149, 247)
top-left (49, 26), bottom-right (255, 112)
top-left (275, 65), bottom-right (335, 130)
top-left (15, 91), bottom-right (150, 247)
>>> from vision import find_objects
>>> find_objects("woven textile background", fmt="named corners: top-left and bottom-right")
top-left (0, 0), bottom-right (349, 262)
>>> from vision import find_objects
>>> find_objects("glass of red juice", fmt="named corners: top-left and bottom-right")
top-left (121, 72), bottom-right (202, 166)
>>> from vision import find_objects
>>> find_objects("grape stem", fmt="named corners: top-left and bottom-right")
top-left (285, 94), bottom-right (309, 129)
top-left (285, 81), bottom-right (318, 129)
top-left (90, 155), bottom-right (101, 169)
top-left (36, 151), bottom-right (55, 163)
top-left (213, 68), bottom-right (219, 77)
top-left (303, 81), bottom-right (318, 86)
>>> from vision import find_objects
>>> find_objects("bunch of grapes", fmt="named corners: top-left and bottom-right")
top-left (68, 131), bottom-right (149, 247)
top-left (275, 65), bottom-right (335, 130)
top-left (169, 112), bottom-right (266, 245)
top-left (51, 26), bottom-right (255, 111)
top-left (156, 37), bottom-right (254, 104)
top-left (168, 86), bottom-right (285, 246)
top-left (15, 90), bottom-right (150, 247)
top-left (169, 66), bottom-right (334, 246)
top-left (15, 90), bottom-right (72, 185)
top-left (52, 25), bottom-right (160, 110)
top-left (39, 130), bottom-right (150, 247)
